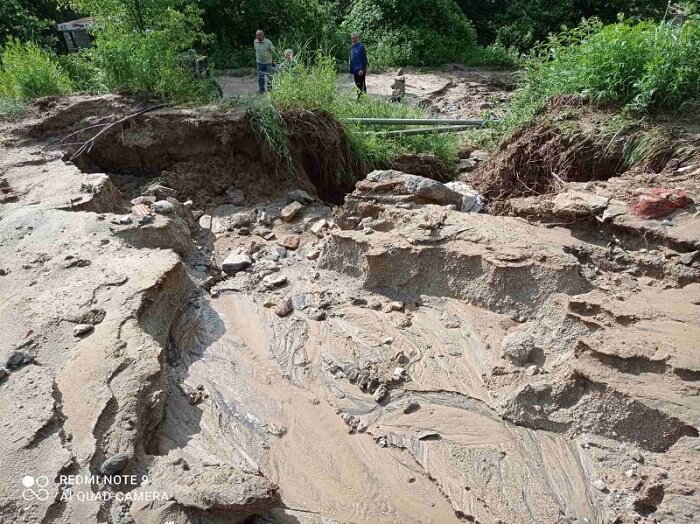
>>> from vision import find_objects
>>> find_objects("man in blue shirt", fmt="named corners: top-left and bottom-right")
top-left (349, 32), bottom-right (368, 100)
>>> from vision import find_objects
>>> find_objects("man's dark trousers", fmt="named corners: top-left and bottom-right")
top-left (257, 63), bottom-right (273, 93)
top-left (353, 74), bottom-right (366, 99)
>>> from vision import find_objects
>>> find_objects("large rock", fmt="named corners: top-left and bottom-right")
top-left (363, 170), bottom-right (463, 207)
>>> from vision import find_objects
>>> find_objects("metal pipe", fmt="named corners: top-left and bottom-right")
top-left (365, 125), bottom-right (483, 137)
top-left (345, 117), bottom-right (495, 126)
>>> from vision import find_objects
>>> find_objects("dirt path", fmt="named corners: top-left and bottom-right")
top-left (217, 66), bottom-right (517, 120)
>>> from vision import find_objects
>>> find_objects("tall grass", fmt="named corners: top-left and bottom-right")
top-left (507, 16), bottom-right (700, 130)
top-left (266, 51), bottom-right (459, 169)
top-left (0, 39), bottom-right (73, 101)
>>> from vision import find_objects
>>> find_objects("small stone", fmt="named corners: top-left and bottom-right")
top-left (221, 253), bottom-right (253, 275)
top-left (625, 469), bottom-right (635, 478)
top-left (373, 384), bottom-right (388, 402)
top-left (280, 201), bottom-right (304, 222)
top-left (369, 299), bottom-right (382, 309)
top-left (393, 367), bottom-right (406, 379)
top-left (100, 453), bottom-right (129, 475)
top-left (525, 365), bottom-right (540, 376)
top-left (263, 296), bottom-right (277, 308)
top-left (136, 215), bottom-right (154, 225)
top-left (310, 219), bottom-right (329, 237)
top-left (262, 274), bottom-right (288, 289)
top-left (245, 240), bottom-right (262, 255)
top-left (287, 189), bottom-right (314, 205)
top-left (383, 337), bottom-right (394, 345)
top-left (501, 332), bottom-right (536, 366)
top-left (351, 297), bottom-right (368, 306)
top-left (6, 351), bottom-right (33, 370)
top-left (0, 367), bottom-right (7, 380)
top-left (403, 402), bottom-right (420, 414)
top-left (389, 301), bottom-right (405, 312)
top-left (394, 316), bottom-right (412, 328)
top-left (230, 210), bottom-right (256, 228)
top-left (282, 235), bottom-right (301, 250)
top-left (73, 324), bottom-right (94, 337)
top-left (307, 308), bottom-right (326, 321)
top-left (225, 187), bottom-right (246, 205)
top-left (275, 297), bottom-right (293, 317)
top-left (111, 215), bottom-right (132, 225)
top-left (306, 249), bottom-right (321, 261)
top-left (151, 200), bottom-right (175, 214)
top-left (130, 195), bottom-right (156, 206)
top-left (145, 184), bottom-right (177, 200)
top-left (199, 214), bottom-right (213, 229)
top-left (0, 268), bottom-right (8, 276)
top-left (592, 479), bottom-right (608, 492)
top-left (678, 251), bottom-right (699, 266)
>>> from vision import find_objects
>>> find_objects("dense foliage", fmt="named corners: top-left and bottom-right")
top-left (0, 39), bottom-right (73, 99)
top-left (62, 0), bottom-right (217, 100)
top-left (458, 0), bottom-right (670, 51)
top-left (508, 17), bottom-right (700, 128)
top-left (342, 0), bottom-right (477, 66)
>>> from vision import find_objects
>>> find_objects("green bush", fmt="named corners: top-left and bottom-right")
top-left (57, 50), bottom-right (107, 92)
top-left (465, 44), bottom-right (521, 67)
top-left (65, 0), bottom-right (216, 102)
top-left (343, 0), bottom-right (477, 67)
top-left (0, 39), bottom-right (73, 100)
top-left (266, 51), bottom-right (459, 168)
top-left (508, 17), bottom-right (700, 128)
top-left (457, 0), bottom-right (670, 51)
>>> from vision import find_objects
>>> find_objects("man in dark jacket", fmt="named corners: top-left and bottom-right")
top-left (349, 32), bottom-right (368, 99)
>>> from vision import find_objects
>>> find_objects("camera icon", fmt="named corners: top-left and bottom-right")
top-left (21, 475), bottom-right (50, 501)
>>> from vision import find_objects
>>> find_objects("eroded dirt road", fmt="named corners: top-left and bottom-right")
top-left (0, 95), bottom-right (698, 524)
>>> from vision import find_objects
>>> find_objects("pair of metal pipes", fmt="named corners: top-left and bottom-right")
top-left (343, 117), bottom-right (498, 137)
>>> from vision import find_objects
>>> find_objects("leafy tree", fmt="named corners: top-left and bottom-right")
top-left (343, 0), bottom-right (477, 66)
top-left (0, 0), bottom-right (52, 46)
top-left (457, 0), bottom-right (671, 50)
top-left (62, 0), bottom-right (215, 100)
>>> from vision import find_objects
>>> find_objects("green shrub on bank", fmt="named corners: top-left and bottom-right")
top-left (65, 0), bottom-right (217, 102)
top-left (57, 50), bottom-right (107, 93)
top-left (0, 39), bottom-right (73, 100)
top-left (266, 51), bottom-right (459, 169)
top-left (508, 17), bottom-right (700, 129)
top-left (343, 0), bottom-right (477, 67)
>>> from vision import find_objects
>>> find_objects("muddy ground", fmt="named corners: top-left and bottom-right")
top-left (0, 92), bottom-right (698, 524)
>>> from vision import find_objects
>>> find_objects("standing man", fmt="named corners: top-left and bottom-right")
top-left (349, 32), bottom-right (368, 100)
top-left (254, 30), bottom-right (275, 94)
